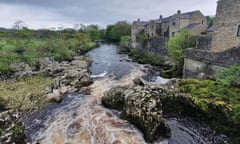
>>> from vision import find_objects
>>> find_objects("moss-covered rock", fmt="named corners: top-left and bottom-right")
top-left (121, 86), bottom-right (171, 142)
top-left (102, 86), bottom-right (126, 110)
top-left (102, 86), bottom-right (171, 142)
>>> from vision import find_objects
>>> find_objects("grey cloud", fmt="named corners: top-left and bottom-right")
top-left (0, 0), bottom-right (217, 29)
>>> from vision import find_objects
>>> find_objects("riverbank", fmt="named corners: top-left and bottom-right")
top-left (0, 54), bottom-right (93, 143)
top-left (102, 76), bottom-right (239, 144)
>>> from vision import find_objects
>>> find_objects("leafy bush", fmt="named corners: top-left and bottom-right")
top-left (139, 33), bottom-right (150, 47)
top-left (214, 65), bottom-right (240, 86)
top-left (119, 35), bottom-right (131, 53)
top-left (167, 29), bottom-right (198, 75)
top-left (179, 79), bottom-right (240, 122)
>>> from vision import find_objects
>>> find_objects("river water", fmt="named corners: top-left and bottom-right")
top-left (24, 44), bottom-right (227, 144)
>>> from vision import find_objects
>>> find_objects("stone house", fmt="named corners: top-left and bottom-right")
top-left (131, 19), bottom-right (149, 49)
top-left (131, 10), bottom-right (207, 55)
top-left (183, 0), bottom-right (240, 79)
top-left (169, 10), bottom-right (207, 38)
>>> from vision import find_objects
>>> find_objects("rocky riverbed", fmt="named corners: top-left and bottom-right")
top-left (0, 55), bottom-right (92, 143)
top-left (0, 44), bottom-right (237, 144)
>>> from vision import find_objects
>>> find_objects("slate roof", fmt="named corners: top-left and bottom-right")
top-left (185, 23), bottom-right (201, 30)
top-left (154, 16), bottom-right (171, 24)
top-left (133, 21), bottom-right (149, 26)
top-left (179, 10), bottom-right (200, 19)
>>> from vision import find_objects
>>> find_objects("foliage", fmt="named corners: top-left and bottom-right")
top-left (104, 21), bottom-right (131, 42)
top-left (214, 65), bottom-right (240, 86)
top-left (87, 28), bottom-right (101, 41)
top-left (206, 16), bottom-right (215, 28)
top-left (119, 35), bottom-right (131, 52)
top-left (130, 49), bottom-right (164, 66)
top-left (138, 33), bottom-right (150, 47)
top-left (167, 29), bottom-right (198, 75)
top-left (0, 29), bottom-right (98, 75)
top-left (179, 79), bottom-right (240, 124)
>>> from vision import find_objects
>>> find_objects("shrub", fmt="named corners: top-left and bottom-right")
top-left (167, 29), bottom-right (198, 75)
top-left (120, 35), bottom-right (131, 53)
top-left (214, 65), bottom-right (240, 86)
top-left (130, 49), bottom-right (164, 66)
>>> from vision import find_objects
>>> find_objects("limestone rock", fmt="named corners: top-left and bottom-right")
top-left (102, 86), bottom-right (171, 142)
top-left (102, 87), bottom-right (127, 110)
top-left (121, 86), bottom-right (171, 142)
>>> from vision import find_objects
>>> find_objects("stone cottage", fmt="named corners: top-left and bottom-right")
top-left (183, 0), bottom-right (240, 79)
top-left (169, 10), bottom-right (207, 38)
top-left (131, 10), bottom-right (207, 56)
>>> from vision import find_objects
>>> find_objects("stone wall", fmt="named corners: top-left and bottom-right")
top-left (196, 36), bottom-right (212, 51)
top-left (144, 37), bottom-right (168, 56)
top-left (211, 0), bottom-right (240, 52)
top-left (183, 47), bottom-right (240, 78)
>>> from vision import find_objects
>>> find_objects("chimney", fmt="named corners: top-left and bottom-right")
top-left (159, 15), bottom-right (163, 19)
top-left (137, 18), bottom-right (140, 22)
top-left (177, 10), bottom-right (181, 14)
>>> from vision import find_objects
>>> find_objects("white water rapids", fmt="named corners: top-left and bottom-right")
top-left (24, 44), bottom-right (227, 144)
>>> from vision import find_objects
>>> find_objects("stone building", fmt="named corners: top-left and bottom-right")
top-left (211, 0), bottom-right (240, 52)
top-left (183, 0), bottom-right (240, 79)
top-left (131, 10), bottom-right (207, 56)
top-left (131, 19), bottom-right (149, 49)
top-left (169, 10), bottom-right (207, 38)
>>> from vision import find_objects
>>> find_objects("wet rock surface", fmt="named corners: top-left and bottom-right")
top-left (102, 78), bottom-right (230, 143)
top-left (102, 85), bottom-right (171, 142)
top-left (0, 55), bottom-right (93, 144)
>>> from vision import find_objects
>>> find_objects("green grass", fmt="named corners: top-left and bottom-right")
top-left (0, 37), bottom-right (97, 75)
top-left (0, 75), bottom-right (53, 110)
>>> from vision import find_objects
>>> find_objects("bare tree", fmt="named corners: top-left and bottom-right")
top-left (13, 20), bottom-right (25, 30)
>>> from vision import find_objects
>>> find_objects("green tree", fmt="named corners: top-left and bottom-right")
top-left (167, 29), bottom-right (198, 75)
top-left (105, 21), bottom-right (131, 42)
top-left (87, 28), bottom-right (100, 41)
top-left (206, 16), bottom-right (215, 28)
top-left (105, 25), bottom-right (114, 42)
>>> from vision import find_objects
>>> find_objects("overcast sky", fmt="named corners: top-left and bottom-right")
top-left (0, 0), bottom-right (217, 29)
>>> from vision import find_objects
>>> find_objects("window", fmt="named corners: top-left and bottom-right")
top-left (172, 32), bottom-right (175, 37)
top-left (237, 25), bottom-right (240, 36)
top-left (172, 21), bottom-right (176, 26)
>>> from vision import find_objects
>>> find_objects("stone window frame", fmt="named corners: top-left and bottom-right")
top-left (237, 24), bottom-right (240, 36)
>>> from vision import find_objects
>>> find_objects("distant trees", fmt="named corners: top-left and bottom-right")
top-left (87, 27), bottom-right (101, 41)
top-left (104, 21), bottom-right (131, 42)
top-left (206, 16), bottom-right (215, 28)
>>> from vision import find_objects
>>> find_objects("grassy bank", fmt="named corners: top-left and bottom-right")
top-left (0, 75), bottom-right (53, 111)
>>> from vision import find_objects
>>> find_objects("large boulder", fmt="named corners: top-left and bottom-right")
top-left (102, 86), bottom-right (171, 142)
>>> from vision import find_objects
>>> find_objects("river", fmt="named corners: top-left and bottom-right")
top-left (24, 44), bottom-right (227, 144)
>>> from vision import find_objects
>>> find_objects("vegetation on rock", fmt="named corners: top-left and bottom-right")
top-left (179, 79), bottom-right (240, 138)
top-left (214, 65), bottom-right (240, 86)
top-left (0, 75), bottom-right (53, 110)
top-left (129, 48), bottom-right (164, 66)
